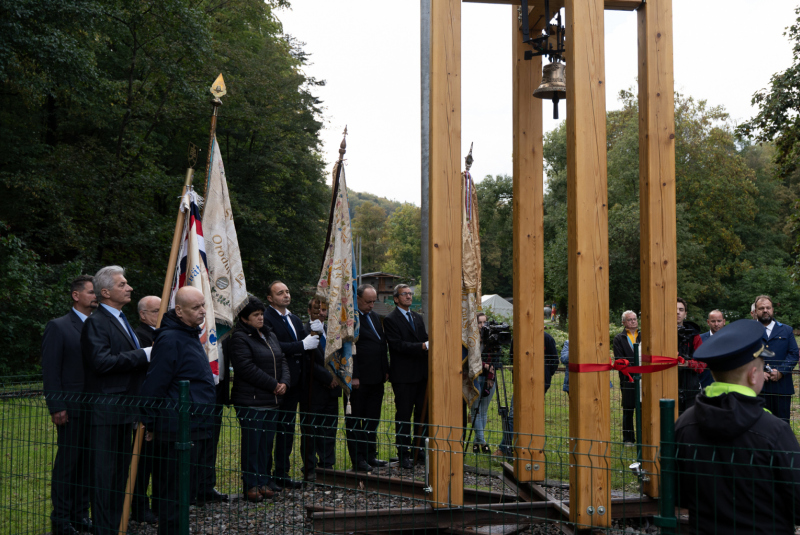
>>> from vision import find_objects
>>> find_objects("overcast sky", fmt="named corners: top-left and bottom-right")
top-left (279, 1), bottom-right (798, 205)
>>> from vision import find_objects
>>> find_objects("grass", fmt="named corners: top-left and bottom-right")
top-left (4, 365), bottom-right (800, 534)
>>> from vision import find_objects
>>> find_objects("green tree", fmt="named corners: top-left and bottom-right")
top-left (383, 203), bottom-right (421, 282)
top-left (476, 175), bottom-right (513, 297)
top-left (352, 201), bottom-right (387, 272)
top-left (0, 0), bottom-right (328, 370)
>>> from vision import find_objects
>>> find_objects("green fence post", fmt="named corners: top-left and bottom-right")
top-left (177, 380), bottom-right (191, 535)
top-left (654, 398), bottom-right (677, 534)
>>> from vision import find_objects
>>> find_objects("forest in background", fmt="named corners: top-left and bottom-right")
top-left (3, 2), bottom-right (800, 373)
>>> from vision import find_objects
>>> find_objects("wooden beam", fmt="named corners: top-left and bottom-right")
top-left (428, 0), bottom-right (463, 508)
top-left (565, 0), bottom-right (611, 529)
top-left (637, 0), bottom-right (677, 498)
top-left (463, 0), bottom-right (640, 11)
top-left (511, 6), bottom-right (546, 483)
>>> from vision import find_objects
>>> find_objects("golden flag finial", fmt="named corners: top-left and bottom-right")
top-left (210, 74), bottom-right (226, 99)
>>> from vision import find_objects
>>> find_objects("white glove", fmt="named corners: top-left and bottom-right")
top-left (309, 319), bottom-right (324, 332)
top-left (302, 334), bottom-right (320, 350)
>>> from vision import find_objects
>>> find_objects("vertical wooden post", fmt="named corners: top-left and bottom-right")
top-left (428, 0), bottom-right (463, 507)
top-left (637, 0), bottom-right (677, 498)
top-left (512, 7), bottom-right (546, 483)
top-left (565, 0), bottom-right (611, 528)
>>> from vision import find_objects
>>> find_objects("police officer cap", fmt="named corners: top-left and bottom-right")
top-left (693, 319), bottom-right (774, 372)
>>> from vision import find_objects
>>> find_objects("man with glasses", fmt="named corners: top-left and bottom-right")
top-left (612, 311), bottom-right (640, 445)
top-left (384, 284), bottom-right (429, 469)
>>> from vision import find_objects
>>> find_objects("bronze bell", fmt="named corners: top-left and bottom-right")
top-left (534, 62), bottom-right (566, 120)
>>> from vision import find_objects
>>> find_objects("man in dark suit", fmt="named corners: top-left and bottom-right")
top-left (346, 284), bottom-right (389, 472)
top-left (384, 283), bottom-right (429, 469)
top-left (694, 309), bottom-right (724, 388)
top-left (300, 298), bottom-right (341, 481)
top-left (262, 280), bottom-right (319, 489)
top-left (754, 295), bottom-right (799, 422)
top-left (81, 266), bottom-right (151, 535)
top-left (131, 295), bottom-right (161, 524)
top-left (612, 310), bottom-right (641, 444)
top-left (42, 275), bottom-right (97, 535)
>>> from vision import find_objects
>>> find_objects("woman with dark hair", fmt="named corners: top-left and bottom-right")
top-left (230, 296), bottom-right (290, 502)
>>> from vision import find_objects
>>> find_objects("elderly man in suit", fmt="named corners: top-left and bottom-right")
top-left (130, 295), bottom-right (161, 524)
top-left (263, 280), bottom-right (319, 489)
top-left (345, 284), bottom-right (390, 472)
top-left (384, 284), bottom-right (429, 469)
top-left (81, 266), bottom-right (151, 535)
top-left (42, 275), bottom-right (97, 535)
top-left (694, 310), bottom-right (724, 388)
top-left (754, 295), bottom-right (799, 422)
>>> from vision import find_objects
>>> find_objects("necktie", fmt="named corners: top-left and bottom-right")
top-left (319, 331), bottom-right (326, 354)
top-left (406, 311), bottom-right (415, 332)
top-left (119, 311), bottom-right (141, 349)
top-left (363, 312), bottom-right (379, 339)
top-left (281, 315), bottom-right (297, 341)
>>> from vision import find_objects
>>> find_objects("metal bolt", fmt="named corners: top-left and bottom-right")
top-left (586, 506), bottom-right (594, 515)
top-left (598, 506), bottom-right (606, 516)
top-left (525, 464), bottom-right (532, 471)
top-left (533, 464), bottom-right (540, 471)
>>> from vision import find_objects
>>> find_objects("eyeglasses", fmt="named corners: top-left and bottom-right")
top-left (624, 318), bottom-right (637, 322)
top-left (399, 292), bottom-right (413, 297)
top-left (145, 309), bottom-right (160, 314)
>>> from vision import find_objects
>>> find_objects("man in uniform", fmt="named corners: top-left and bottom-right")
top-left (753, 295), bottom-right (799, 422)
top-left (676, 319), bottom-right (800, 534)
top-left (42, 275), bottom-right (97, 535)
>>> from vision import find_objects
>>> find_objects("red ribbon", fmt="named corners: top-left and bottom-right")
top-left (569, 355), bottom-right (686, 383)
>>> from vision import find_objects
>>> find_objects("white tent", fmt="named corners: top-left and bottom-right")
top-left (481, 294), bottom-right (513, 321)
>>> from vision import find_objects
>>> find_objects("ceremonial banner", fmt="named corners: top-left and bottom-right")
top-left (204, 135), bottom-right (247, 327)
top-left (462, 170), bottom-right (483, 407)
top-left (316, 160), bottom-right (358, 406)
top-left (170, 190), bottom-right (220, 382)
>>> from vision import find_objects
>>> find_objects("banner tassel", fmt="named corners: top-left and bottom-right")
top-left (345, 394), bottom-right (352, 415)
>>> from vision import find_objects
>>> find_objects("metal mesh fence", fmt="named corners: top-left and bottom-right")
top-left (2, 373), bottom-right (800, 534)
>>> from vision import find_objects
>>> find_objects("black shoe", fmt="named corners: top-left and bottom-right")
top-left (400, 457), bottom-right (413, 470)
top-left (276, 478), bottom-right (303, 489)
top-left (197, 489), bottom-right (228, 505)
top-left (303, 469), bottom-right (317, 482)
top-left (265, 479), bottom-right (282, 493)
top-left (368, 458), bottom-right (388, 468)
top-left (354, 460), bottom-right (374, 472)
top-left (72, 517), bottom-right (94, 533)
top-left (52, 523), bottom-right (80, 535)
top-left (132, 508), bottom-right (158, 524)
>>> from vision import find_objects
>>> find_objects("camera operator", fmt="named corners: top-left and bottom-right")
top-left (469, 313), bottom-right (498, 454)
top-left (677, 297), bottom-right (703, 414)
top-left (495, 329), bottom-right (558, 457)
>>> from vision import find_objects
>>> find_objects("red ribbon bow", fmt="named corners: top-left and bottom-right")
top-left (569, 355), bottom-right (685, 382)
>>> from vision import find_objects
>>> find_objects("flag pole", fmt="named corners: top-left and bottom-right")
top-left (320, 127), bottom-right (347, 273)
top-left (202, 74), bottom-right (226, 203)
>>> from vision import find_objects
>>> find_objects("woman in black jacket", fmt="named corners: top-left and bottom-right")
top-left (230, 297), bottom-right (290, 502)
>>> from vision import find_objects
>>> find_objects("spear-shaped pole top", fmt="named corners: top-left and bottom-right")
top-left (338, 126), bottom-right (347, 162)
top-left (465, 142), bottom-right (474, 171)
top-left (210, 74), bottom-right (226, 106)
